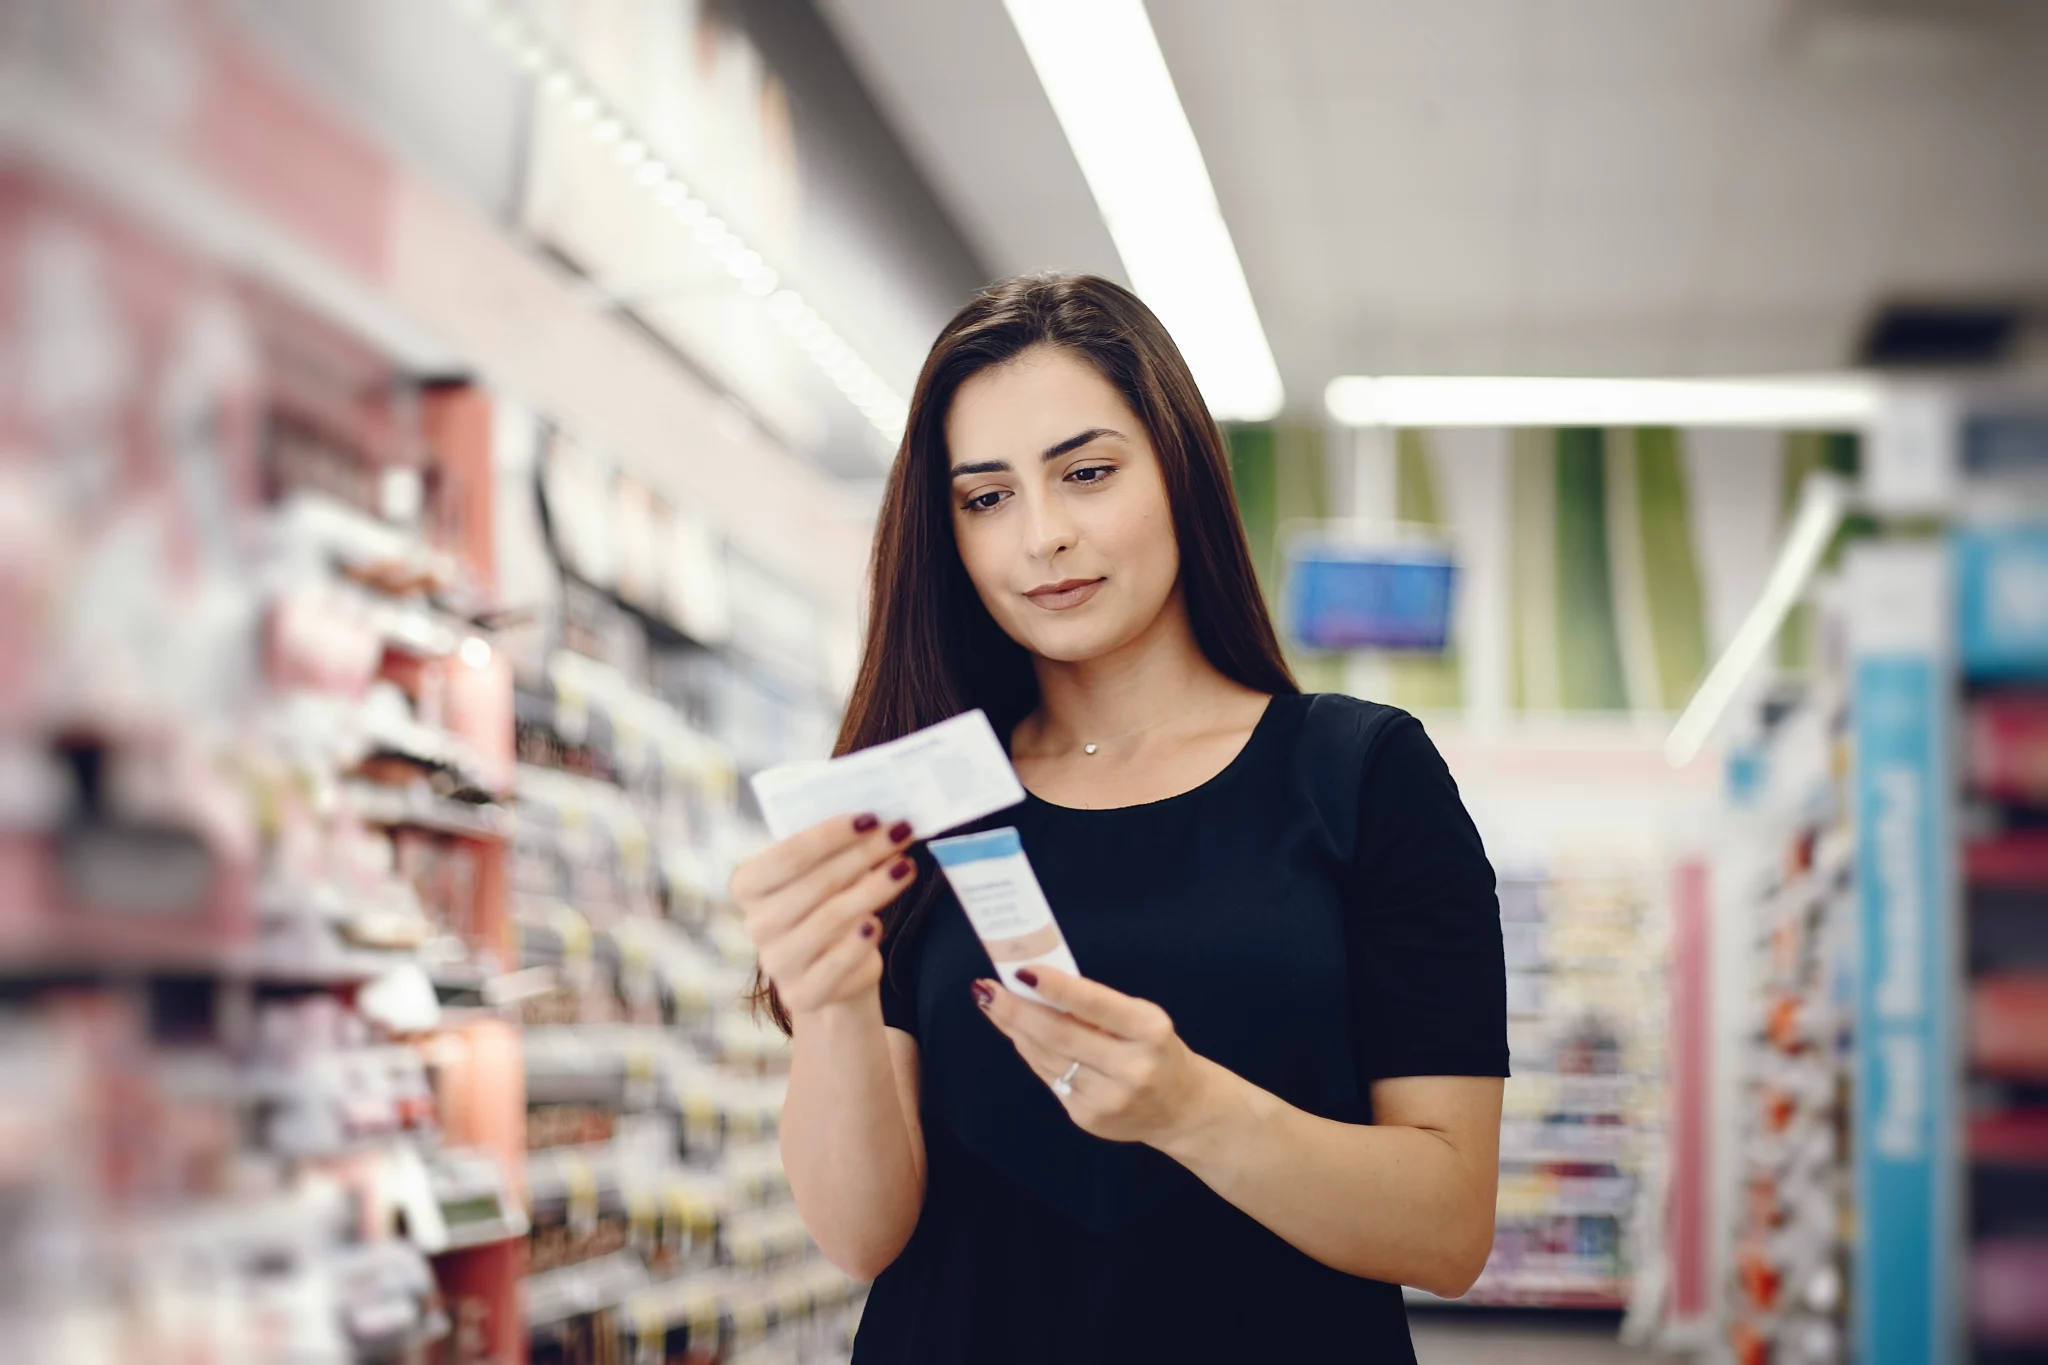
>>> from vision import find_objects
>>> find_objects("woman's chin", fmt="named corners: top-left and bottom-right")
top-left (1010, 618), bottom-right (1136, 666)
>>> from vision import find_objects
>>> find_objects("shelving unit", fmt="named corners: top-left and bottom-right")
top-left (502, 427), bottom-right (860, 1365)
top-left (1954, 527), bottom-right (2048, 1363)
top-left (1412, 864), bottom-right (1668, 1312)
top-left (1, 154), bottom-right (529, 1358)
top-left (1719, 674), bottom-right (1856, 1365)
top-left (3, 3), bottom-right (875, 1354)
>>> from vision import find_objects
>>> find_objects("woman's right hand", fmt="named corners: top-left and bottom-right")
top-left (732, 813), bottom-right (919, 1019)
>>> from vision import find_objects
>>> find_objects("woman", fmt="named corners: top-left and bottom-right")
top-left (734, 274), bottom-right (1507, 1362)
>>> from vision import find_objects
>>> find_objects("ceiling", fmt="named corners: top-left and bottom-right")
top-left (816, 0), bottom-right (2048, 418)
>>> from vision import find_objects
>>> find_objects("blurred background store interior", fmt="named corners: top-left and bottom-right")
top-left (4, 0), bottom-right (2048, 1361)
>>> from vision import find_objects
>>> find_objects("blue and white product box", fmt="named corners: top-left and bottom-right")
top-left (749, 710), bottom-right (1025, 842)
top-left (1954, 524), bottom-right (2048, 680)
top-left (928, 827), bottom-right (1080, 1008)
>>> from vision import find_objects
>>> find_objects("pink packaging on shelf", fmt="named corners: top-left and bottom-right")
top-left (1972, 975), bottom-right (2048, 1078)
top-left (1972, 1239), bottom-right (2048, 1345)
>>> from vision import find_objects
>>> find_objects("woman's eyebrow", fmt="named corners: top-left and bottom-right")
top-left (949, 427), bottom-right (1124, 478)
top-left (1041, 426), bottom-right (1120, 461)
top-left (950, 458), bottom-right (1010, 477)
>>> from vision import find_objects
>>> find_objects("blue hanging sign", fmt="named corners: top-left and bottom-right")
top-left (1282, 543), bottom-right (1457, 652)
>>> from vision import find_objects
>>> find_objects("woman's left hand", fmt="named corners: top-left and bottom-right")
top-left (975, 968), bottom-right (1221, 1147)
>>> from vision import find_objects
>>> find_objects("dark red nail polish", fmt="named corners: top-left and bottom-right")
top-left (853, 813), bottom-right (879, 832)
top-left (971, 981), bottom-right (994, 1007)
top-left (887, 820), bottom-right (913, 844)
top-left (860, 920), bottom-right (878, 940)
top-left (1016, 968), bottom-right (1039, 988)
top-left (889, 858), bottom-right (914, 881)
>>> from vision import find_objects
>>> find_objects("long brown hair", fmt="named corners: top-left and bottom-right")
top-left (754, 272), bottom-right (1295, 1032)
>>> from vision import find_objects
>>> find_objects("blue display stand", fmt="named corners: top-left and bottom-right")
top-left (1847, 543), bottom-right (1958, 1365)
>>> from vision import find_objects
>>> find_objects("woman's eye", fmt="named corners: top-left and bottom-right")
top-left (962, 489), bottom-right (1009, 513)
top-left (1068, 465), bottom-right (1114, 485)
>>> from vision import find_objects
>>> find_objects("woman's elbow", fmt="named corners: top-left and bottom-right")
top-left (1421, 1217), bottom-right (1496, 1299)
top-left (812, 1219), bottom-right (915, 1282)
top-left (822, 1243), bottom-right (897, 1283)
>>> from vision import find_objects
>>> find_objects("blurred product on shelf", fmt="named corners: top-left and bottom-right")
top-left (1956, 524), bottom-right (2048, 1365)
top-left (1966, 697), bottom-right (2048, 806)
top-left (1413, 863), bottom-right (1666, 1312)
top-left (1, 129), bottom-right (857, 1362)
top-left (1719, 673), bottom-right (1855, 1365)
top-left (1971, 973), bottom-right (2048, 1077)
top-left (505, 547), bottom-right (863, 1363)
top-left (4, 149), bottom-right (523, 1361)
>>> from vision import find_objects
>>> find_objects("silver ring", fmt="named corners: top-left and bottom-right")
top-left (1051, 1060), bottom-right (1081, 1096)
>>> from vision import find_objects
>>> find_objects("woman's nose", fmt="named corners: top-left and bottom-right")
top-left (1022, 495), bottom-right (1076, 560)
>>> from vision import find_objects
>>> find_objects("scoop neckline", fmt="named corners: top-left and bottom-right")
top-left (1016, 693), bottom-right (1285, 815)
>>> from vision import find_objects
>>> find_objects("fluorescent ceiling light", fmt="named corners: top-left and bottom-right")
top-left (1663, 472), bottom-right (1850, 768)
top-left (1324, 375), bottom-right (1885, 429)
top-left (1004, 0), bottom-right (1284, 422)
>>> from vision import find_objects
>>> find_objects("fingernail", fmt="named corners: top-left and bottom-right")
top-left (887, 820), bottom-right (913, 844)
top-left (889, 858), bottom-right (914, 881)
top-left (1016, 968), bottom-right (1038, 988)
top-left (853, 813), bottom-right (879, 833)
top-left (860, 920), bottom-right (878, 940)
top-left (971, 980), bottom-right (994, 1007)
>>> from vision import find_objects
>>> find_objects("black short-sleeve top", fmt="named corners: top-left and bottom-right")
top-left (855, 693), bottom-right (1509, 1364)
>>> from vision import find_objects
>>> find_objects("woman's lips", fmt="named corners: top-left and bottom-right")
top-left (1024, 577), bottom-right (1104, 610)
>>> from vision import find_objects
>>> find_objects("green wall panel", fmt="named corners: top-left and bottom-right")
top-left (1633, 427), bottom-right (1708, 710)
top-left (1554, 428), bottom-right (1630, 712)
top-left (1389, 429), bottom-right (1463, 711)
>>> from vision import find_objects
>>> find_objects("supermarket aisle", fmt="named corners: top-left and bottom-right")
top-left (1411, 1312), bottom-right (1678, 1364)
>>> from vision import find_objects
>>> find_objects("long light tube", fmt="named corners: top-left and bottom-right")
top-left (452, 0), bottom-right (908, 445)
top-left (1325, 375), bottom-right (1884, 430)
top-left (1664, 472), bottom-right (1851, 768)
top-left (1003, 0), bottom-right (1283, 421)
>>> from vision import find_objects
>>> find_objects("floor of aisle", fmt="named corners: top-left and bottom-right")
top-left (1410, 1310), bottom-right (1678, 1364)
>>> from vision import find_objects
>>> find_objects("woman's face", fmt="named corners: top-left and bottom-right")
top-left (944, 344), bottom-right (1181, 664)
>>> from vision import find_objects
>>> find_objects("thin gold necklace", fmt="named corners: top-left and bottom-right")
top-left (1075, 717), bottom-right (1173, 757)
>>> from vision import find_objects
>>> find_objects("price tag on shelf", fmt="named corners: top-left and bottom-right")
top-left (624, 1039), bottom-right (657, 1110)
top-left (626, 1186), bottom-right (657, 1251)
top-left (558, 781), bottom-right (587, 833)
top-left (677, 1079), bottom-right (721, 1148)
top-left (684, 1291), bottom-right (720, 1344)
top-left (616, 809), bottom-right (650, 878)
top-left (634, 1302), bottom-right (667, 1361)
top-left (662, 1184), bottom-right (692, 1255)
top-left (552, 683), bottom-right (589, 747)
top-left (549, 902), bottom-right (592, 962)
top-left (563, 1153), bottom-right (598, 1234)
top-left (732, 1296), bottom-right (768, 1338)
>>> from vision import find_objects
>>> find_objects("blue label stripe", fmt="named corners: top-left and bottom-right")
top-left (928, 826), bottom-right (1022, 866)
top-left (1851, 653), bottom-right (1956, 1365)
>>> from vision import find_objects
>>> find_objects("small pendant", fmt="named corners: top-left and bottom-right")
top-left (1083, 743), bottom-right (1098, 755)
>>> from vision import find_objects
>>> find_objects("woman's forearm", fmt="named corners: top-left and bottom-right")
top-left (780, 995), bottom-right (925, 1278)
top-left (1154, 1061), bottom-right (1499, 1297)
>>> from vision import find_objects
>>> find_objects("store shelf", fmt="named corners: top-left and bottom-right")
top-left (0, 934), bottom-right (462, 989)
top-left (500, 496), bottom-right (851, 1355)
top-left (1408, 1279), bottom-right (1628, 1311)
top-left (1718, 672), bottom-right (1856, 1364)
top-left (346, 781), bottom-right (513, 841)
